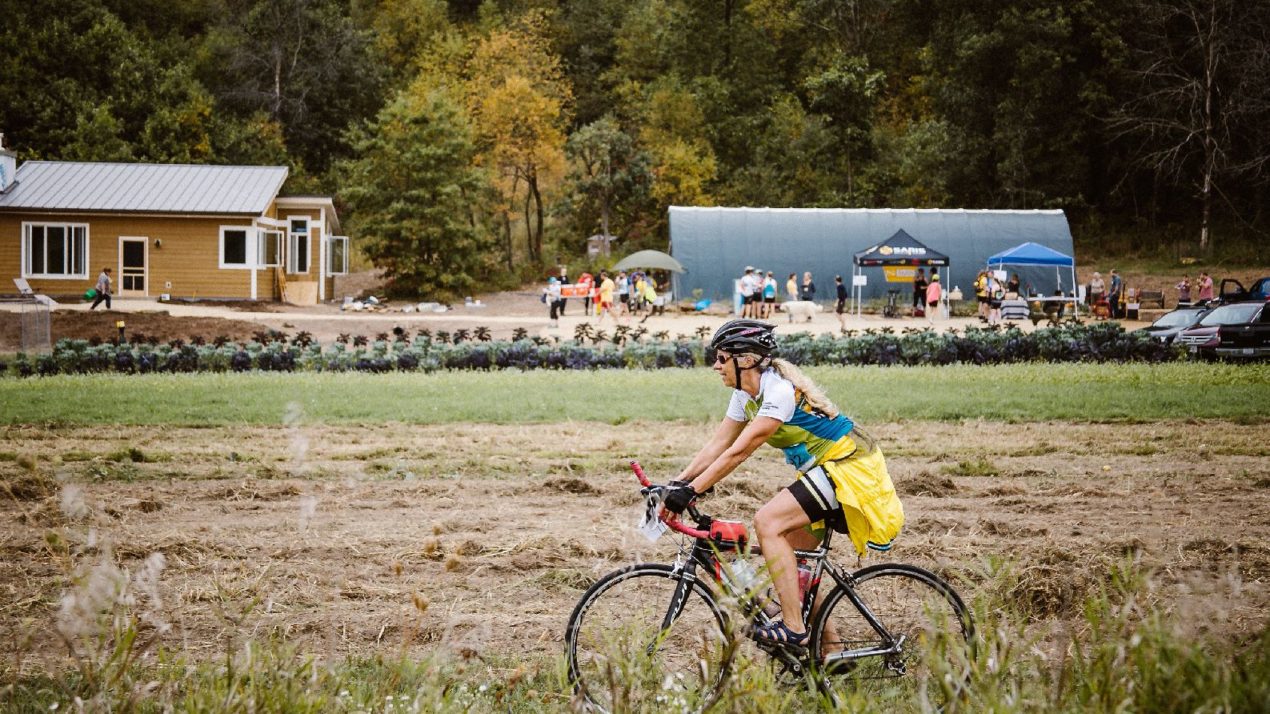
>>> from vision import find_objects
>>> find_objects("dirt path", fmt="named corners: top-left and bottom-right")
top-left (6, 265), bottom-right (1268, 351)
top-left (0, 295), bottom-right (1153, 352)
top-left (3, 420), bottom-right (1267, 672)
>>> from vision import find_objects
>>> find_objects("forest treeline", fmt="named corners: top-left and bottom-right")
top-left (2, 0), bottom-right (1268, 297)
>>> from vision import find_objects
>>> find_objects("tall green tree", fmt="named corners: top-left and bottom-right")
top-left (340, 89), bottom-right (494, 299)
top-left (365, 0), bottom-right (454, 88)
top-left (200, 0), bottom-right (385, 176)
top-left (561, 116), bottom-right (652, 248)
top-left (557, 0), bottom-right (632, 125)
top-left (0, 0), bottom-right (218, 162)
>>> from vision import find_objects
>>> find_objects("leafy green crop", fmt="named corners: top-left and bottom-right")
top-left (5, 324), bottom-right (1188, 380)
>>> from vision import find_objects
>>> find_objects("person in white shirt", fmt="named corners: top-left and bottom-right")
top-left (739, 267), bottom-right (757, 317)
top-left (90, 268), bottom-right (113, 310)
top-left (544, 277), bottom-right (562, 327)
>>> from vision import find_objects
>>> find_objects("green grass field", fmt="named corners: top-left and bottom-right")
top-left (2, 362), bottom-right (1266, 425)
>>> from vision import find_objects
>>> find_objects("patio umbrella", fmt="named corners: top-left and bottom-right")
top-left (612, 249), bottom-right (686, 273)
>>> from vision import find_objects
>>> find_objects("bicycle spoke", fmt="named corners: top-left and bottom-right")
top-left (566, 564), bottom-right (733, 713)
top-left (810, 564), bottom-right (973, 707)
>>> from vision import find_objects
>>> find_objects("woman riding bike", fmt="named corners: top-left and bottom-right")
top-left (663, 319), bottom-right (905, 650)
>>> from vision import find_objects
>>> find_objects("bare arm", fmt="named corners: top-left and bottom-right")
top-left (686, 416), bottom-right (782, 494)
top-left (676, 417), bottom-right (746, 483)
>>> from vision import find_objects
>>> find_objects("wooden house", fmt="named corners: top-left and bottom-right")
top-left (0, 141), bottom-right (349, 304)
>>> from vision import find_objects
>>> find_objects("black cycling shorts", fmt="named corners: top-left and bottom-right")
top-left (787, 468), bottom-right (849, 533)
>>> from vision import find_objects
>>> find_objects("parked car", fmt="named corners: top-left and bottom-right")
top-left (1175, 301), bottom-right (1268, 359)
top-left (1218, 276), bottom-right (1270, 304)
top-left (1137, 305), bottom-right (1212, 344)
top-left (1214, 305), bottom-right (1270, 360)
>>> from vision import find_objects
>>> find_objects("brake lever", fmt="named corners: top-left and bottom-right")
top-left (640, 484), bottom-right (666, 498)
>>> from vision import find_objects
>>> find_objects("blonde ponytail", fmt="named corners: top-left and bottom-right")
top-left (769, 358), bottom-right (839, 418)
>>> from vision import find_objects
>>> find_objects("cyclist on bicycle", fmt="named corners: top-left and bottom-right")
top-left (662, 319), bottom-right (905, 649)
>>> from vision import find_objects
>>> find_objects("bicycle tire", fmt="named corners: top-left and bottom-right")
top-left (808, 563), bottom-right (974, 707)
top-left (565, 563), bottom-right (735, 713)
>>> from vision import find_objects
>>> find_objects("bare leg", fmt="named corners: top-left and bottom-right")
top-left (754, 490), bottom-right (814, 634)
top-left (776, 527), bottom-right (841, 657)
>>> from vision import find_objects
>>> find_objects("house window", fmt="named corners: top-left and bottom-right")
top-left (220, 227), bottom-right (252, 268)
top-left (258, 229), bottom-right (281, 267)
top-left (288, 218), bottom-right (309, 273)
top-left (328, 236), bottom-right (349, 275)
top-left (22, 223), bottom-right (88, 279)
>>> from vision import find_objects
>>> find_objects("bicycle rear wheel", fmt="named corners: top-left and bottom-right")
top-left (809, 563), bottom-right (973, 707)
top-left (565, 563), bottom-right (734, 713)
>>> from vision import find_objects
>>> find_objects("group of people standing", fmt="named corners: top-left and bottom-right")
top-left (971, 269), bottom-right (1021, 324)
top-left (543, 269), bottom-right (660, 328)
top-left (738, 267), bottom-right (818, 319)
top-left (1172, 272), bottom-right (1214, 307)
top-left (1086, 270), bottom-right (1125, 319)
top-left (910, 268), bottom-right (947, 324)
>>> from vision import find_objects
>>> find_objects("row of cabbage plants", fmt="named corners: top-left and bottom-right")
top-left (3, 323), bottom-right (1178, 377)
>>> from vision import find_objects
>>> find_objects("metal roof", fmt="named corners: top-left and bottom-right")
top-left (0, 161), bottom-right (288, 214)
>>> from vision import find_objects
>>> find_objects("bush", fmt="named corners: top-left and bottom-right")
top-left (5, 325), bottom-right (1182, 378)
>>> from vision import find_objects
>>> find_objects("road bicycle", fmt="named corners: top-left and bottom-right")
top-left (564, 461), bottom-right (975, 712)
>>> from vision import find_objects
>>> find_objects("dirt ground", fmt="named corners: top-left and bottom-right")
top-left (0, 311), bottom-right (274, 351)
top-left (2, 420), bottom-right (1267, 673)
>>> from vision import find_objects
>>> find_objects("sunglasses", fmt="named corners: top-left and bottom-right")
top-left (711, 351), bottom-right (734, 365)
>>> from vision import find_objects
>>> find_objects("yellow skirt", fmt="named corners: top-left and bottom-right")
top-left (820, 447), bottom-right (905, 556)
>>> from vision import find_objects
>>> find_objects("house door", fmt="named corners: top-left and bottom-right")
top-left (118, 237), bottom-right (148, 296)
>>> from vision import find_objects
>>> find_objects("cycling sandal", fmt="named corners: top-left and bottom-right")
top-left (752, 621), bottom-right (808, 649)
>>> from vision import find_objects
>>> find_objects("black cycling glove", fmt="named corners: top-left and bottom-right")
top-left (663, 481), bottom-right (698, 515)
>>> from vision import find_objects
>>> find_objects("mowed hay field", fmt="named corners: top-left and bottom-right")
top-left (2, 366), bottom-right (1269, 711)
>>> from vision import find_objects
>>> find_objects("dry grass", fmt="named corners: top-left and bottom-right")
top-left (1, 419), bottom-right (1268, 674)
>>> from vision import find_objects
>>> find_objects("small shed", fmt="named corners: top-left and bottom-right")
top-left (586, 234), bottom-right (618, 258)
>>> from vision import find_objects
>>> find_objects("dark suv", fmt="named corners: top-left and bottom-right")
top-left (1176, 301), bottom-right (1268, 359)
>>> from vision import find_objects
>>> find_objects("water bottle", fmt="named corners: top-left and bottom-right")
top-left (797, 559), bottom-right (814, 601)
top-left (728, 557), bottom-right (758, 596)
top-left (758, 561), bottom-right (813, 618)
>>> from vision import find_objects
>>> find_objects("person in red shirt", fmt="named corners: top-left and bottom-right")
top-left (1197, 272), bottom-right (1214, 303)
top-left (925, 273), bottom-right (942, 323)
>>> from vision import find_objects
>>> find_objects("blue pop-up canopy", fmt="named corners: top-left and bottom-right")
top-left (987, 242), bottom-right (1078, 314)
top-left (986, 241), bottom-right (1074, 267)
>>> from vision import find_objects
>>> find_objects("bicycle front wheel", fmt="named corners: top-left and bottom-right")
top-left (809, 563), bottom-right (974, 706)
top-left (565, 563), bottom-right (734, 713)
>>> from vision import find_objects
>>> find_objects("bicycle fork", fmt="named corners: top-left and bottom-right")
top-left (646, 560), bottom-right (708, 658)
